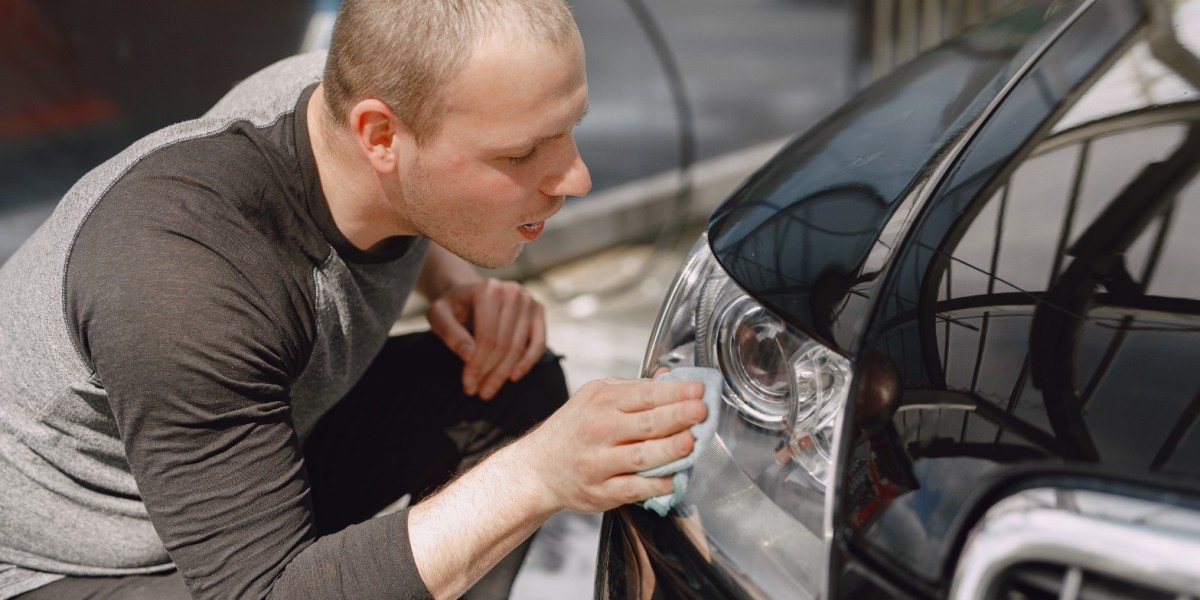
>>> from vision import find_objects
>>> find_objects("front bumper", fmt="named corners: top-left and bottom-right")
top-left (595, 431), bottom-right (830, 599)
top-left (596, 504), bottom-right (750, 599)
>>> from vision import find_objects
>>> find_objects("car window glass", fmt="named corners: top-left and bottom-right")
top-left (1055, 41), bottom-right (1200, 133)
top-left (926, 2), bottom-right (1200, 470)
top-left (1070, 124), bottom-right (1185, 252)
top-left (859, 0), bottom-right (1200, 584)
top-left (942, 187), bottom-right (1001, 301)
top-left (994, 145), bottom-right (1077, 291)
top-left (1145, 174), bottom-right (1200, 299)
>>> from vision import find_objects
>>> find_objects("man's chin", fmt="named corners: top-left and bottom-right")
top-left (454, 242), bottom-right (524, 270)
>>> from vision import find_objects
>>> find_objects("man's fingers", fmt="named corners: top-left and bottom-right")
top-left (510, 306), bottom-right (545, 382)
top-left (429, 278), bottom-right (547, 400)
top-left (477, 312), bottom-right (525, 400)
top-left (615, 380), bottom-right (705, 413)
top-left (478, 301), bottom-right (529, 400)
top-left (603, 474), bottom-right (676, 507)
top-left (427, 301), bottom-right (475, 361)
top-left (472, 289), bottom-right (525, 398)
top-left (460, 285), bottom-right (502, 396)
top-left (620, 399), bottom-right (707, 443)
top-left (616, 431), bottom-right (695, 473)
top-left (472, 286), bottom-right (507, 374)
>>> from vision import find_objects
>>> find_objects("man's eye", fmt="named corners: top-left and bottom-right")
top-left (508, 146), bottom-right (540, 166)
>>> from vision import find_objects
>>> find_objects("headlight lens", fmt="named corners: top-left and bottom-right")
top-left (644, 234), bottom-right (851, 490)
top-left (709, 290), bottom-right (798, 427)
top-left (639, 234), bottom-right (853, 599)
top-left (788, 340), bottom-right (852, 486)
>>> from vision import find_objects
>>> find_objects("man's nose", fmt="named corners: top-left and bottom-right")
top-left (543, 139), bottom-right (592, 198)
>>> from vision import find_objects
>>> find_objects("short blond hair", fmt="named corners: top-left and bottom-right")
top-left (323, 0), bottom-right (579, 144)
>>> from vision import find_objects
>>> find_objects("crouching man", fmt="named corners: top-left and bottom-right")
top-left (0, 1), bottom-right (705, 598)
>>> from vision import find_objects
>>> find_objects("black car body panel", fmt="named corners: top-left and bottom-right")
top-left (707, 0), bottom-right (1077, 356)
top-left (845, 0), bottom-right (1200, 590)
top-left (599, 0), bottom-right (1200, 597)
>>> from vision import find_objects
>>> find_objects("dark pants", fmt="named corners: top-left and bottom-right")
top-left (16, 332), bottom-right (569, 600)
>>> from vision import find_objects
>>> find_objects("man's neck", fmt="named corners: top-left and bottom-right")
top-left (306, 85), bottom-right (414, 253)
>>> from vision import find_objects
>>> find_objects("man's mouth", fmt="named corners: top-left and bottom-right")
top-left (518, 198), bottom-right (563, 241)
top-left (518, 221), bottom-right (545, 240)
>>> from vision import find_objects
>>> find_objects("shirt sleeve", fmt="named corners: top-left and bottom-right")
top-left (66, 177), bottom-right (433, 600)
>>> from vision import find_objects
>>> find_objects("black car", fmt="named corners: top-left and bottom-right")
top-left (597, 0), bottom-right (1200, 598)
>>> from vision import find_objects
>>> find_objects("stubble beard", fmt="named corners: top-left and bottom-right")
top-left (402, 159), bottom-right (521, 270)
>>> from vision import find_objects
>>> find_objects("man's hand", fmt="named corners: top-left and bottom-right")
top-left (521, 376), bottom-right (708, 512)
top-left (408, 376), bottom-right (708, 598)
top-left (426, 279), bottom-right (546, 400)
top-left (416, 243), bottom-right (546, 400)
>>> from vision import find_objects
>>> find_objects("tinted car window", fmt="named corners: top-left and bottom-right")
top-left (856, 0), bottom-right (1200, 583)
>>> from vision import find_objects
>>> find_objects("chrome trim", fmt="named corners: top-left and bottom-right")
top-left (950, 488), bottom-right (1200, 599)
top-left (820, 369), bottom-right (853, 598)
top-left (639, 234), bottom-right (712, 376)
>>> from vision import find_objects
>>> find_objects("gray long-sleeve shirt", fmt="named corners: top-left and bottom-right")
top-left (0, 52), bottom-right (433, 599)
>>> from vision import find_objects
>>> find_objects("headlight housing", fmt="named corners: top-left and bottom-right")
top-left (640, 234), bottom-right (853, 598)
top-left (645, 234), bottom-right (852, 490)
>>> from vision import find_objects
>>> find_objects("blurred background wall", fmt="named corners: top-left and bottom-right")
top-left (0, 0), bottom-right (858, 264)
top-left (0, 0), bottom-right (1027, 269)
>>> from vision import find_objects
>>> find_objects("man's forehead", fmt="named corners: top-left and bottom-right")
top-left (442, 30), bottom-right (585, 110)
top-left (439, 37), bottom-right (588, 149)
top-left (472, 92), bottom-right (588, 154)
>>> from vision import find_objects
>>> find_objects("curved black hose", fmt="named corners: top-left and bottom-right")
top-left (535, 0), bottom-right (697, 301)
top-left (622, 0), bottom-right (697, 264)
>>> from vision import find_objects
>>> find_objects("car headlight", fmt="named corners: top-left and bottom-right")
top-left (645, 233), bottom-right (852, 490)
top-left (640, 233), bottom-right (853, 598)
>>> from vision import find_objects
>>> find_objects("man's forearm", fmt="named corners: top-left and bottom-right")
top-left (407, 439), bottom-right (556, 599)
top-left (405, 369), bottom-right (709, 598)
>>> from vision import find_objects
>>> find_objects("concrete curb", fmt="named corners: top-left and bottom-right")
top-left (487, 136), bottom-right (791, 280)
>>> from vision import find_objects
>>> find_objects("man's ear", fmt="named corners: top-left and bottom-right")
top-left (348, 99), bottom-right (417, 175)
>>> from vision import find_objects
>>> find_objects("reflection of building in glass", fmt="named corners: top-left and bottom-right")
top-left (892, 5), bottom-right (1200, 474)
top-left (857, 0), bottom-right (1025, 83)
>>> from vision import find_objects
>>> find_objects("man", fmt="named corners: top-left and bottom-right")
top-left (0, 1), bottom-right (706, 598)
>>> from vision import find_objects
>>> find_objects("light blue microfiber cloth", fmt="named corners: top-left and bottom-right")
top-left (638, 367), bottom-right (722, 516)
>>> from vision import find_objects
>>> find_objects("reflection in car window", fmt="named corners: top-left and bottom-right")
top-left (925, 1), bottom-right (1200, 473)
top-left (862, 1), bottom-right (1200, 583)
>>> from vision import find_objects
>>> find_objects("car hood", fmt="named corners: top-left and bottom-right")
top-left (707, 1), bottom-right (1072, 355)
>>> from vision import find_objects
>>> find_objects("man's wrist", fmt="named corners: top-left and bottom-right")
top-left (497, 434), bottom-right (563, 517)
